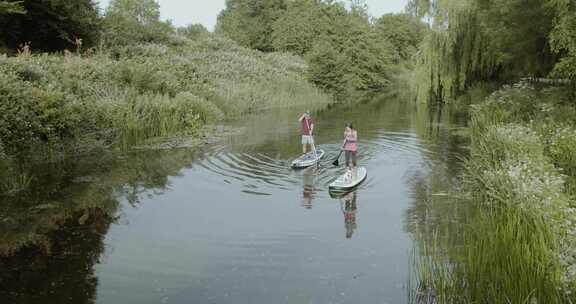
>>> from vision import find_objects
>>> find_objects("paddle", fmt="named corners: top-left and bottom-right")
top-left (332, 150), bottom-right (343, 166)
top-left (305, 117), bottom-right (319, 167)
top-left (332, 140), bottom-right (346, 166)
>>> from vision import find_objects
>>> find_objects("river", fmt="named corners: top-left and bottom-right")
top-left (0, 97), bottom-right (468, 304)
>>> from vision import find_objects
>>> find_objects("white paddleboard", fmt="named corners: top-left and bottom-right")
top-left (291, 150), bottom-right (325, 169)
top-left (329, 167), bottom-right (367, 191)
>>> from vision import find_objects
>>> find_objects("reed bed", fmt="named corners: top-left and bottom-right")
top-left (413, 82), bottom-right (576, 303)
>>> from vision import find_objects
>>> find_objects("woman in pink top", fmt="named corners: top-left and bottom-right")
top-left (342, 123), bottom-right (358, 176)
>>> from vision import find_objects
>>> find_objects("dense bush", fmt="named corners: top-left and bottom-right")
top-left (549, 127), bottom-right (576, 177)
top-left (0, 66), bottom-right (84, 154)
top-left (0, 33), bottom-right (332, 160)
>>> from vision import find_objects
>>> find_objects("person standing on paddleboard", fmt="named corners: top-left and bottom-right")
top-left (342, 123), bottom-right (358, 180)
top-left (298, 111), bottom-right (315, 154)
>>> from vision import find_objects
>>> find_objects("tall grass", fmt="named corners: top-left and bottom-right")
top-left (412, 81), bottom-right (576, 303)
top-left (0, 172), bottom-right (33, 196)
top-left (0, 33), bottom-right (333, 158)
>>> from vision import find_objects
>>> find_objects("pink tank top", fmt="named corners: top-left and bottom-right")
top-left (344, 130), bottom-right (357, 151)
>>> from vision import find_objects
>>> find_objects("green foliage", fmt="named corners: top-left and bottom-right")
top-left (0, 33), bottom-right (333, 159)
top-left (177, 24), bottom-right (209, 40)
top-left (374, 14), bottom-right (426, 63)
top-left (415, 205), bottom-right (567, 303)
top-left (216, 0), bottom-right (287, 51)
top-left (174, 92), bottom-right (224, 123)
top-left (273, 0), bottom-right (400, 98)
top-left (307, 39), bottom-right (348, 96)
top-left (0, 63), bottom-right (82, 154)
top-left (410, 0), bottom-right (576, 102)
top-left (0, 160), bottom-right (32, 196)
top-left (218, 0), bottom-right (426, 99)
top-left (547, 0), bottom-right (576, 88)
top-left (102, 0), bottom-right (174, 47)
top-left (110, 92), bottom-right (203, 148)
top-left (414, 84), bottom-right (576, 302)
top-left (0, 0), bottom-right (100, 52)
top-left (0, 1), bottom-right (25, 15)
top-left (549, 126), bottom-right (576, 177)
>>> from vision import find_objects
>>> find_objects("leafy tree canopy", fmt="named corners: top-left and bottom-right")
top-left (102, 0), bottom-right (174, 47)
top-left (216, 0), bottom-right (287, 52)
top-left (408, 0), bottom-right (567, 101)
top-left (0, 0), bottom-right (100, 52)
top-left (178, 24), bottom-right (209, 40)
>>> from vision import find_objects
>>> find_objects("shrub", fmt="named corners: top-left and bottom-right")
top-left (174, 92), bottom-right (224, 123)
top-left (549, 127), bottom-right (576, 176)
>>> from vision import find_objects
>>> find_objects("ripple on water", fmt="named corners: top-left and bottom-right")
top-left (193, 131), bottom-right (435, 197)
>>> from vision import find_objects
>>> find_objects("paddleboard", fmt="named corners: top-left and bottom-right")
top-left (329, 167), bottom-right (367, 192)
top-left (291, 150), bottom-right (325, 169)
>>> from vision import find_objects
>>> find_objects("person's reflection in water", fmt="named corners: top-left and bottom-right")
top-left (302, 168), bottom-right (316, 209)
top-left (341, 191), bottom-right (358, 239)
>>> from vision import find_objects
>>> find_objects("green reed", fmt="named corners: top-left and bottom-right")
top-left (412, 82), bottom-right (576, 303)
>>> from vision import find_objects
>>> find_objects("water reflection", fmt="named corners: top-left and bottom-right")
top-left (0, 97), bottom-right (470, 304)
top-left (0, 148), bottom-right (202, 304)
top-left (341, 191), bottom-right (358, 239)
top-left (301, 167), bottom-right (317, 209)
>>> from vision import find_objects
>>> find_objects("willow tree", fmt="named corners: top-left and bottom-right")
top-left (547, 0), bottom-right (576, 90)
top-left (411, 0), bottom-right (556, 103)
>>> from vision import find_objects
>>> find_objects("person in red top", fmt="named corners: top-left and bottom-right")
top-left (298, 111), bottom-right (315, 154)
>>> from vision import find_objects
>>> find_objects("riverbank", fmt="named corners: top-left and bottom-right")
top-left (414, 81), bottom-right (576, 302)
top-left (0, 33), bottom-right (332, 196)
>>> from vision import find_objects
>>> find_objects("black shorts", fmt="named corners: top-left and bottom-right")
top-left (345, 150), bottom-right (357, 166)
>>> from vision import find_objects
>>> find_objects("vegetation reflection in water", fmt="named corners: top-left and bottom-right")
top-left (0, 98), bottom-right (469, 304)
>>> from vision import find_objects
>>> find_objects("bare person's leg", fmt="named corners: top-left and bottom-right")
top-left (352, 152), bottom-right (357, 177)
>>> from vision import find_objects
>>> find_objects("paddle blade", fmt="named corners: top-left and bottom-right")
top-left (333, 150), bottom-right (343, 166)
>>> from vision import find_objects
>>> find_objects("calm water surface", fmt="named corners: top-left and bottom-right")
top-left (0, 98), bottom-right (468, 304)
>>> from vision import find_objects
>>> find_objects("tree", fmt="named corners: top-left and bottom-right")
top-left (102, 0), bottom-right (174, 47)
top-left (0, 0), bottom-right (100, 52)
top-left (178, 24), bottom-right (209, 40)
top-left (216, 0), bottom-right (287, 52)
top-left (271, 0), bottom-right (324, 55)
top-left (0, 1), bottom-right (25, 15)
top-left (374, 14), bottom-right (426, 63)
top-left (547, 0), bottom-right (576, 91)
top-left (304, 1), bottom-right (393, 97)
top-left (409, 0), bottom-right (558, 102)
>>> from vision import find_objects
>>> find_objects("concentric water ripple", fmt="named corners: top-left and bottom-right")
top-left (192, 130), bottom-right (437, 197)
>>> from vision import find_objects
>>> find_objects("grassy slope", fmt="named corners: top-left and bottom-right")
top-left (0, 33), bottom-right (331, 161)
